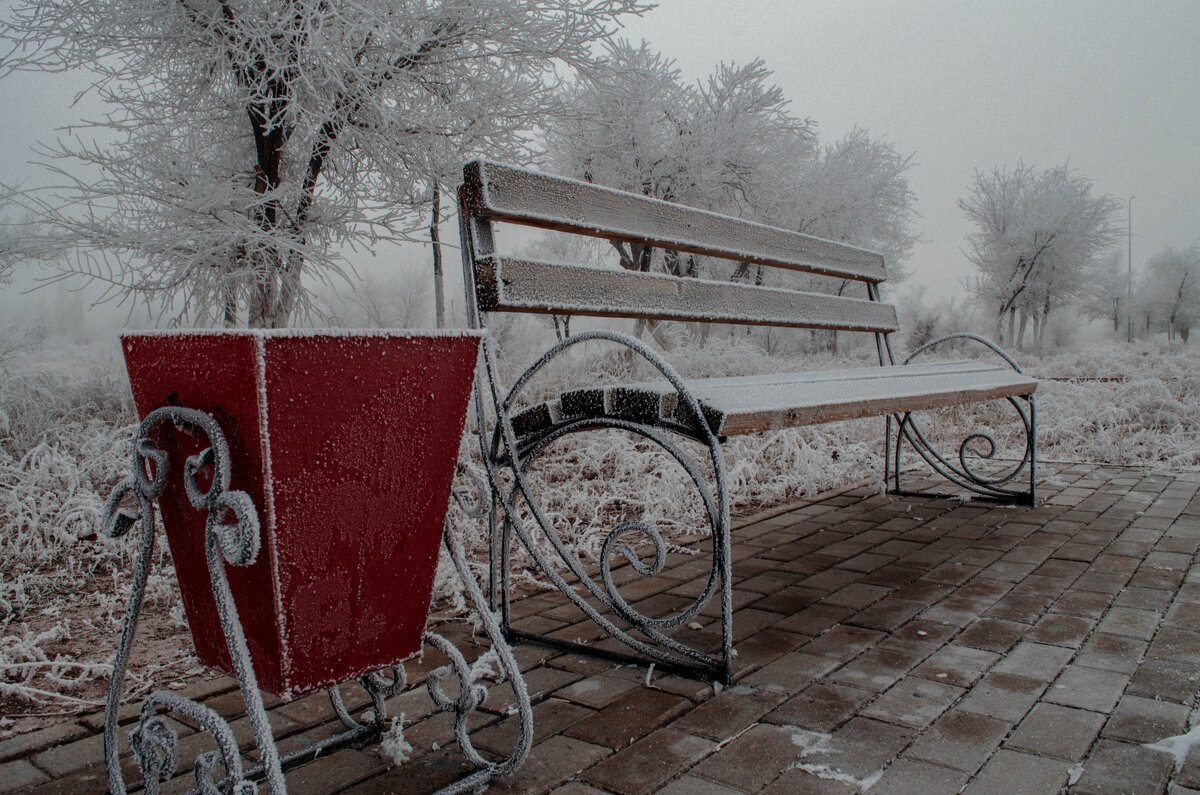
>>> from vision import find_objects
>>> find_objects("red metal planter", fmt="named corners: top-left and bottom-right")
top-left (120, 329), bottom-right (481, 699)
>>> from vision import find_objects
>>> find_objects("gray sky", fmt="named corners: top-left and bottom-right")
top-left (1, 0), bottom-right (1197, 308)
top-left (617, 0), bottom-right (1199, 299)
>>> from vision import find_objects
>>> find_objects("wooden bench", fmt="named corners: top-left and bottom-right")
top-left (457, 159), bottom-right (1037, 683)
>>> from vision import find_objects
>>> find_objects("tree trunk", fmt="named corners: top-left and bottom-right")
top-left (1017, 310), bottom-right (1028, 350)
top-left (247, 248), bottom-right (289, 328)
top-left (222, 280), bottom-right (239, 328)
top-left (276, 250), bottom-right (304, 327)
top-left (1007, 307), bottom-right (1017, 347)
top-left (431, 182), bottom-right (445, 328)
top-left (664, 250), bottom-right (696, 277)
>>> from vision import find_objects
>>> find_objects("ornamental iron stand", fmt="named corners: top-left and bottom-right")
top-left (102, 406), bottom-right (532, 794)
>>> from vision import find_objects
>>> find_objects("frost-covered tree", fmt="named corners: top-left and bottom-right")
top-left (791, 128), bottom-right (917, 271)
top-left (686, 59), bottom-right (817, 222)
top-left (545, 40), bottom-right (699, 275)
top-left (0, 228), bottom-right (15, 288)
top-left (960, 162), bottom-right (1121, 349)
top-left (1143, 245), bottom-right (1200, 343)
top-left (1079, 250), bottom-right (1128, 334)
top-left (545, 43), bottom-right (913, 283)
top-left (0, 0), bottom-right (646, 327)
top-left (548, 42), bottom-right (690, 199)
top-left (546, 43), bottom-right (825, 272)
top-left (544, 45), bottom-right (917, 353)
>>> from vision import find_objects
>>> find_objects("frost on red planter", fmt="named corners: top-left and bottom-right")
top-left (120, 329), bottom-right (482, 699)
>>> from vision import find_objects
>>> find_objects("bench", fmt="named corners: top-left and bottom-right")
top-left (457, 159), bottom-right (1037, 683)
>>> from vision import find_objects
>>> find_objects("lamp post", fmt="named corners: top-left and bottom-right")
top-left (1127, 195), bottom-right (1134, 343)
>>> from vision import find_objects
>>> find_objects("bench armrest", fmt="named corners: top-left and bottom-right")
top-left (902, 333), bottom-right (1025, 374)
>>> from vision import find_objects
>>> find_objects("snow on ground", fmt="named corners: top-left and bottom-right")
top-left (1, 328), bottom-right (1197, 736)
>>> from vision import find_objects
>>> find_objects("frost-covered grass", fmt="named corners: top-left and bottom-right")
top-left (2, 327), bottom-right (1198, 734)
top-left (0, 331), bottom-right (191, 732)
top-left (1026, 342), bottom-right (1200, 468)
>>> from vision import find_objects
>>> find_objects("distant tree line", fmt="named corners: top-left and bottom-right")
top-left (960, 161), bottom-right (1200, 348)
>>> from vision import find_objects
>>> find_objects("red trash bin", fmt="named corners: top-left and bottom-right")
top-left (120, 329), bottom-right (482, 699)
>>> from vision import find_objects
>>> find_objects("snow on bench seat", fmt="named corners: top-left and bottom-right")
top-left (511, 360), bottom-right (1037, 439)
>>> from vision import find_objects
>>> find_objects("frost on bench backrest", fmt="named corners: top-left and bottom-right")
top-left (459, 160), bottom-right (899, 334)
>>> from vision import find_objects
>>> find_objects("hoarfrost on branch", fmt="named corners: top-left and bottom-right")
top-left (0, 0), bottom-right (649, 327)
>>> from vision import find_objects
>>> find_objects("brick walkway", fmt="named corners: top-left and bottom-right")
top-left (5, 463), bottom-right (1200, 794)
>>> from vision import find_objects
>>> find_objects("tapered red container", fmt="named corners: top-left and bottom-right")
top-left (120, 329), bottom-right (482, 699)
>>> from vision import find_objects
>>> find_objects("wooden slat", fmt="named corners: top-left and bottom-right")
top-left (463, 159), bottom-right (887, 283)
top-left (682, 363), bottom-right (1036, 435)
top-left (474, 256), bottom-right (899, 333)
top-left (512, 362), bottom-right (1036, 439)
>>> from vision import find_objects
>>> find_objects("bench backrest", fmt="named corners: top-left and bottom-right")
top-left (458, 160), bottom-right (899, 337)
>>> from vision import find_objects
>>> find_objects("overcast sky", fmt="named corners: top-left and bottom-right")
top-left (617, 0), bottom-right (1199, 299)
top-left (1, 0), bottom-right (1196, 308)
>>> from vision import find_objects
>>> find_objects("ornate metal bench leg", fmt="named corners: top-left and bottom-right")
top-left (472, 329), bottom-right (735, 683)
top-left (888, 334), bottom-right (1037, 504)
top-left (102, 409), bottom-right (532, 794)
top-left (885, 414), bottom-right (898, 495)
top-left (1027, 397), bottom-right (1038, 504)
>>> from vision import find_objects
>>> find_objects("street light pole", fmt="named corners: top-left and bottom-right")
top-left (1127, 195), bottom-right (1135, 343)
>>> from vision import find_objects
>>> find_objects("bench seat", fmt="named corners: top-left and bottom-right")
top-left (512, 360), bottom-right (1037, 439)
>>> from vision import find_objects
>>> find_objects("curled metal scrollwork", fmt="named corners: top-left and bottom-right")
top-left (102, 406), bottom-right (282, 795)
top-left (422, 507), bottom-right (533, 794)
top-left (326, 665), bottom-right (407, 734)
top-left (131, 691), bottom-right (251, 795)
top-left (473, 328), bottom-right (734, 682)
top-left (453, 463), bottom-right (492, 520)
top-left (891, 333), bottom-right (1037, 504)
top-left (102, 407), bottom-right (533, 794)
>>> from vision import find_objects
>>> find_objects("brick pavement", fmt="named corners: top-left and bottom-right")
top-left (5, 463), bottom-right (1200, 794)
